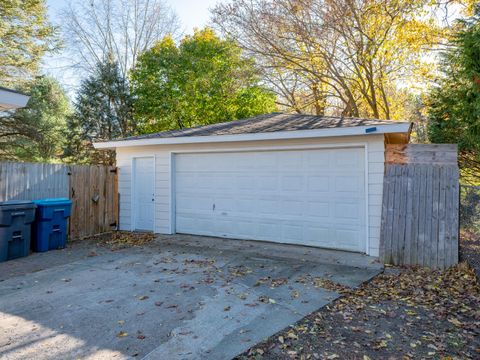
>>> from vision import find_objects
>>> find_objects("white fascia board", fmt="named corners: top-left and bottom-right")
top-left (94, 122), bottom-right (411, 149)
top-left (0, 88), bottom-right (30, 110)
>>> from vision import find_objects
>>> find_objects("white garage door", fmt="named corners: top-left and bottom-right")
top-left (174, 148), bottom-right (366, 252)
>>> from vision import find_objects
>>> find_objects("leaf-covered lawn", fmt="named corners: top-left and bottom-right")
top-left (237, 264), bottom-right (480, 360)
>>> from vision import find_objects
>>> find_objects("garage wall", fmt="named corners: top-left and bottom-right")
top-left (116, 134), bottom-right (385, 256)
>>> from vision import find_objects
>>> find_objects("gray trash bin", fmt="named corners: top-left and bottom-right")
top-left (0, 201), bottom-right (36, 262)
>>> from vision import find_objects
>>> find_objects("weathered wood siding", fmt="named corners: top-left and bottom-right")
top-left (380, 144), bottom-right (459, 269)
top-left (0, 162), bottom-right (118, 240)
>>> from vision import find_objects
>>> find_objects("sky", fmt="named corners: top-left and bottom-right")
top-left (43, 0), bottom-right (224, 94)
top-left (45, 0), bottom-right (221, 35)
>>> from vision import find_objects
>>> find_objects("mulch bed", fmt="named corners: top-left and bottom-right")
top-left (237, 263), bottom-right (480, 360)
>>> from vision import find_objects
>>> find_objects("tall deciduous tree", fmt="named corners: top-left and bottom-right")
top-left (131, 28), bottom-right (277, 133)
top-left (0, 76), bottom-right (70, 161)
top-left (427, 7), bottom-right (480, 183)
top-left (0, 0), bottom-right (58, 86)
top-left (64, 58), bottom-right (135, 165)
top-left (212, 0), bottom-right (444, 119)
top-left (61, 0), bottom-right (181, 79)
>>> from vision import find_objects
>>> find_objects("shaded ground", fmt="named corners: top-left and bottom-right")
top-left (460, 229), bottom-right (480, 278)
top-left (237, 263), bottom-right (480, 360)
top-left (0, 233), bottom-right (380, 360)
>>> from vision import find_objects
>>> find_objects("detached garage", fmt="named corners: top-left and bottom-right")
top-left (94, 113), bottom-right (411, 257)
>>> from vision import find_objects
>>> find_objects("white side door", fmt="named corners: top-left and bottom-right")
top-left (133, 157), bottom-right (154, 231)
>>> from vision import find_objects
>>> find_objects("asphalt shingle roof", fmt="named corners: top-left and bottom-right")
top-left (120, 112), bottom-right (408, 141)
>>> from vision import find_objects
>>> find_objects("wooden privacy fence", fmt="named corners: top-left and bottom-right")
top-left (0, 162), bottom-right (118, 240)
top-left (380, 144), bottom-right (459, 269)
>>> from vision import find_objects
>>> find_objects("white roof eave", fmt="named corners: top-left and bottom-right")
top-left (94, 122), bottom-right (412, 150)
top-left (0, 88), bottom-right (30, 110)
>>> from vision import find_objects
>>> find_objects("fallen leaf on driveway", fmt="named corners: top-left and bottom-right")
top-left (116, 331), bottom-right (128, 337)
top-left (137, 295), bottom-right (149, 300)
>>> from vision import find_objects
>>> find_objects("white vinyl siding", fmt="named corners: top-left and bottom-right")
top-left (116, 134), bottom-right (385, 256)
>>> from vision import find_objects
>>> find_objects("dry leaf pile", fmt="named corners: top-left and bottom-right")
top-left (93, 231), bottom-right (155, 249)
top-left (238, 263), bottom-right (480, 360)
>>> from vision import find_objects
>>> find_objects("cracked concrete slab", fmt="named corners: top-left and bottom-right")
top-left (0, 234), bottom-right (382, 360)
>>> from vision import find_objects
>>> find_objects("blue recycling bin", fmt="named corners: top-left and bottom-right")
top-left (32, 198), bottom-right (72, 252)
top-left (0, 201), bottom-right (36, 262)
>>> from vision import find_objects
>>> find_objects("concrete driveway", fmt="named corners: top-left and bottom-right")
top-left (0, 235), bottom-right (382, 360)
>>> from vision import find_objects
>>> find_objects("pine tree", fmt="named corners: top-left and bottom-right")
top-left (427, 7), bottom-right (480, 183)
top-left (64, 58), bottom-right (135, 165)
top-left (0, 0), bottom-right (58, 86)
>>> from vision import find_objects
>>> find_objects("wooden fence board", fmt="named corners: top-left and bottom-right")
top-left (451, 168), bottom-right (460, 265)
top-left (0, 161), bottom-right (117, 240)
top-left (379, 165), bottom-right (392, 261)
top-left (404, 164), bottom-right (414, 264)
top-left (438, 166), bottom-right (447, 268)
top-left (0, 162), bottom-right (69, 201)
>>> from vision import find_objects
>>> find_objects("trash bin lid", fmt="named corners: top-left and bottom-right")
top-left (0, 200), bottom-right (33, 206)
top-left (33, 198), bottom-right (72, 206)
top-left (0, 200), bottom-right (36, 210)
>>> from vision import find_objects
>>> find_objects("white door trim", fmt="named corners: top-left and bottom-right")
top-left (170, 143), bottom-right (369, 253)
top-left (131, 156), bottom-right (156, 232)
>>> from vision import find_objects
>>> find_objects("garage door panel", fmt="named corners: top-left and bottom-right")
top-left (306, 201), bottom-right (330, 217)
top-left (335, 176), bottom-right (364, 192)
top-left (175, 148), bottom-right (366, 252)
top-left (257, 198), bottom-right (279, 214)
top-left (307, 176), bottom-right (330, 192)
top-left (281, 200), bottom-right (304, 215)
top-left (335, 229), bottom-right (361, 248)
top-left (279, 152), bottom-right (303, 169)
top-left (235, 220), bottom-right (257, 237)
top-left (258, 222), bottom-right (282, 238)
top-left (281, 175), bottom-right (304, 191)
top-left (236, 198), bottom-right (256, 213)
top-left (306, 151), bottom-right (330, 167)
top-left (237, 175), bottom-right (256, 190)
top-left (177, 195), bottom-right (214, 212)
top-left (335, 150), bottom-right (363, 167)
top-left (258, 175), bottom-right (278, 190)
top-left (282, 224), bottom-right (303, 242)
top-left (335, 202), bottom-right (361, 219)
top-left (304, 226), bottom-right (330, 242)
